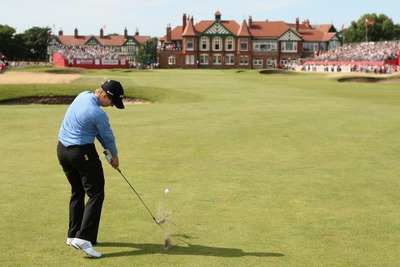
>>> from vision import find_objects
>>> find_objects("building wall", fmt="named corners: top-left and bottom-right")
top-left (157, 50), bottom-right (184, 69)
top-left (157, 14), bottom-right (338, 69)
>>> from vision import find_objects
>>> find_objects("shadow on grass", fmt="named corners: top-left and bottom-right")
top-left (98, 242), bottom-right (284, 258)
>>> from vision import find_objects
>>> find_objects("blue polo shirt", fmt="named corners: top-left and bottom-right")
top-left (58, 91), bottom-right (118, 155)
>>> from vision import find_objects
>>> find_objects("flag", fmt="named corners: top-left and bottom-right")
top-left (341, 24), bottom-right (345, 31)
top-left (365, 18), bottom-right (374, 25)
top-left (103, 24), bottom-right (106, 29)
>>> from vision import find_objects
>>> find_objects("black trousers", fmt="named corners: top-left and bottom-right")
top-left (57, 141), bottom-right (105, 244)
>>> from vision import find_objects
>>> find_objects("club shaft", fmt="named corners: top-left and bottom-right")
top-left (117, 168), bottom-right (158, 223)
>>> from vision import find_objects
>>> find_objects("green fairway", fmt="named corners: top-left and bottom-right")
top-left (1, 68), bottom-right (400, 266)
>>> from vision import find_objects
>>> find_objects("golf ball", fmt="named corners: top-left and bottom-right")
top-left (165, 188), bottom-right (170, 194)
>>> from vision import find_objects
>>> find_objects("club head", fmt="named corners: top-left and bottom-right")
top-left (156, 218), bottom-right (166, 225)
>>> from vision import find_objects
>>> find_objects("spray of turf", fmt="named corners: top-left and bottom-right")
top-left (158, 190), bottom-right (175, 251)
top-left (158, 188), bottom-right (191, 251)
top-left (163, 234), bottom-right (172, 251)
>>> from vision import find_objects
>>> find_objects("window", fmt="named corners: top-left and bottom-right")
top-left (200, 54), bottom-right (209, 65)
top-left (280, 59), bottom-right (290, 66)
top-left (168, 56), bottom-right (176, 65)
top-left (240, 39), bottom-right (248, 51)
top-left (186, 38), bottom-right (194, 51)
top-left (281, 42), bottom-right (297, 52)
top-left (226, 54), bottom-right (235, 65)
top-left (127, 46), bottom-right (135, 53)
top-left (200, 37), bottom-right (209, 51)
top-left (239, 56), bottom-right (249, 65)
top-left (225, 37), bottom-right (235, 51)
top-left (320, 43), bottom-right (327, 52)
top-left (303, 42), bottom-right (319, 52)
top-left (185, 55), bottom-right (195, 65)
top-left (253, 58), bottom-right (263, 68)
top-left (328, 40), bottom-right (340, 50)
top-left (213, 54), bottom-right (222, 65)
top-left (267, 58), bottom-right (277, 67)
top-left (213, 37), bottom-right (222, 51)
top-left (253, 41), bottom-right (277, 51)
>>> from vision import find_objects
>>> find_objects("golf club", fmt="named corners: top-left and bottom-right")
top-left (103, 150), bottom-right (165, 225)
top-left (117, 168), bottom-right (165, 225)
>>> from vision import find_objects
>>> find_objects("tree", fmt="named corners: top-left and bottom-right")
top-left (393, 23), bottom-right (400, 40)
top-left (344, 13), bottom-right (399, 42)
top-left (137, 37), bottom-right (158, 66)
top-left (0, 25), bottom-right (17, 59)
top-left (19, 27), bottom-right (52, 61)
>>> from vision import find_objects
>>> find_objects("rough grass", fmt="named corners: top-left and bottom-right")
top-left (1, 69), bottom-right (400, 266)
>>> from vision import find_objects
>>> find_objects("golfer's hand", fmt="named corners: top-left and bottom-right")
top-left (111, 154), bottom-right (119, 169)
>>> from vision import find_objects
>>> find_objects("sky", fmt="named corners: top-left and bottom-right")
top-left (2, 0), bottom-right (399, 37)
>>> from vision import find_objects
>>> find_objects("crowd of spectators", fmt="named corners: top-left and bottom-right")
top-left (55, 44), bottom-right (120, 60)
top-left (316, 41), bottom-right (400, 62)
top-left (301, 63), bottom-right (398, 74)
top-left (299, 41), bottom-right (400, 74)
top-left (159, 42), bottom-right (182, 51)
top-left (6, 61), bottom-right (51, 68)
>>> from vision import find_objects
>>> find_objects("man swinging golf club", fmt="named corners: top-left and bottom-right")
top-left (57, 80), bottom-right (124, 258)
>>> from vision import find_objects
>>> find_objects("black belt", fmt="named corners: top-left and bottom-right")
top-left (59, 141), bottom-right (94, 149)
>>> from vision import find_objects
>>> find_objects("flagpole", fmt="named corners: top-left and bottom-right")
top-left (366, 23), bottom-right (368, 42)
top-left (342, 23), bottom-right (345, 44)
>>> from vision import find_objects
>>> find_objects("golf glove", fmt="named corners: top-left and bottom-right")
top-left (103, 149), bottom-right (113, 163)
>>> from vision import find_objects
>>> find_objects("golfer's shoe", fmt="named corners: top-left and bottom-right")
top-left (71, 238), bottom-right (101, 258)
top-left (67, 237), bottom-right (98, 246)
top-left (66, 238), bottom-right (74, 246)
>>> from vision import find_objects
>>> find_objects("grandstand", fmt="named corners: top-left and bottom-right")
top-left (300, 41), bottom-right (400, 73)
top-left (52, 44), bottom-right (129, 69)
top-left (48, 28), bottom-right (151, 69)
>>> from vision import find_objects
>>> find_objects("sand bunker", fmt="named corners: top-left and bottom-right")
top-left (0, 71), bottom-right (80, 84)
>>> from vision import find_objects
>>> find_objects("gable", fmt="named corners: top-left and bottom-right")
top-left (329, 35), bottom-right (340, 42)
top-left (85, 36), bottom-right (101, 46)
top-left (48, 36), bottom-right (61, 46)
top-left (123, 37), bottom-right (139, 46)
top-left (201, 21), bottom-right (234, 37)
top-left (278, 30), bottom-right (302, 41)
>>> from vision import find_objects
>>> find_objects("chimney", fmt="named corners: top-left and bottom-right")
top-left (248, 16), bottom-right (253, 28)
top-left (135, 27), bottom-right (139, 36)
top-left (100, 28), bottom-right (104, 39)
top-left (296, 17), bottom-right (299, 32)
top-left (182, 13), bottom-right (187, 33)
top-left (74, 28), bottom-right (78, 39)
top-left (58, 29), bottom-right (63, 36)
top-left (303, 19), bottom-right (310, 28)
top-left (124, 28), bottom-right (128, 39)
top-left (166, 23), bottom-right (172, 42)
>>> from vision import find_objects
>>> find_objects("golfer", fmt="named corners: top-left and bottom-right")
top-left (57, 80), bottom-right (124, 258)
